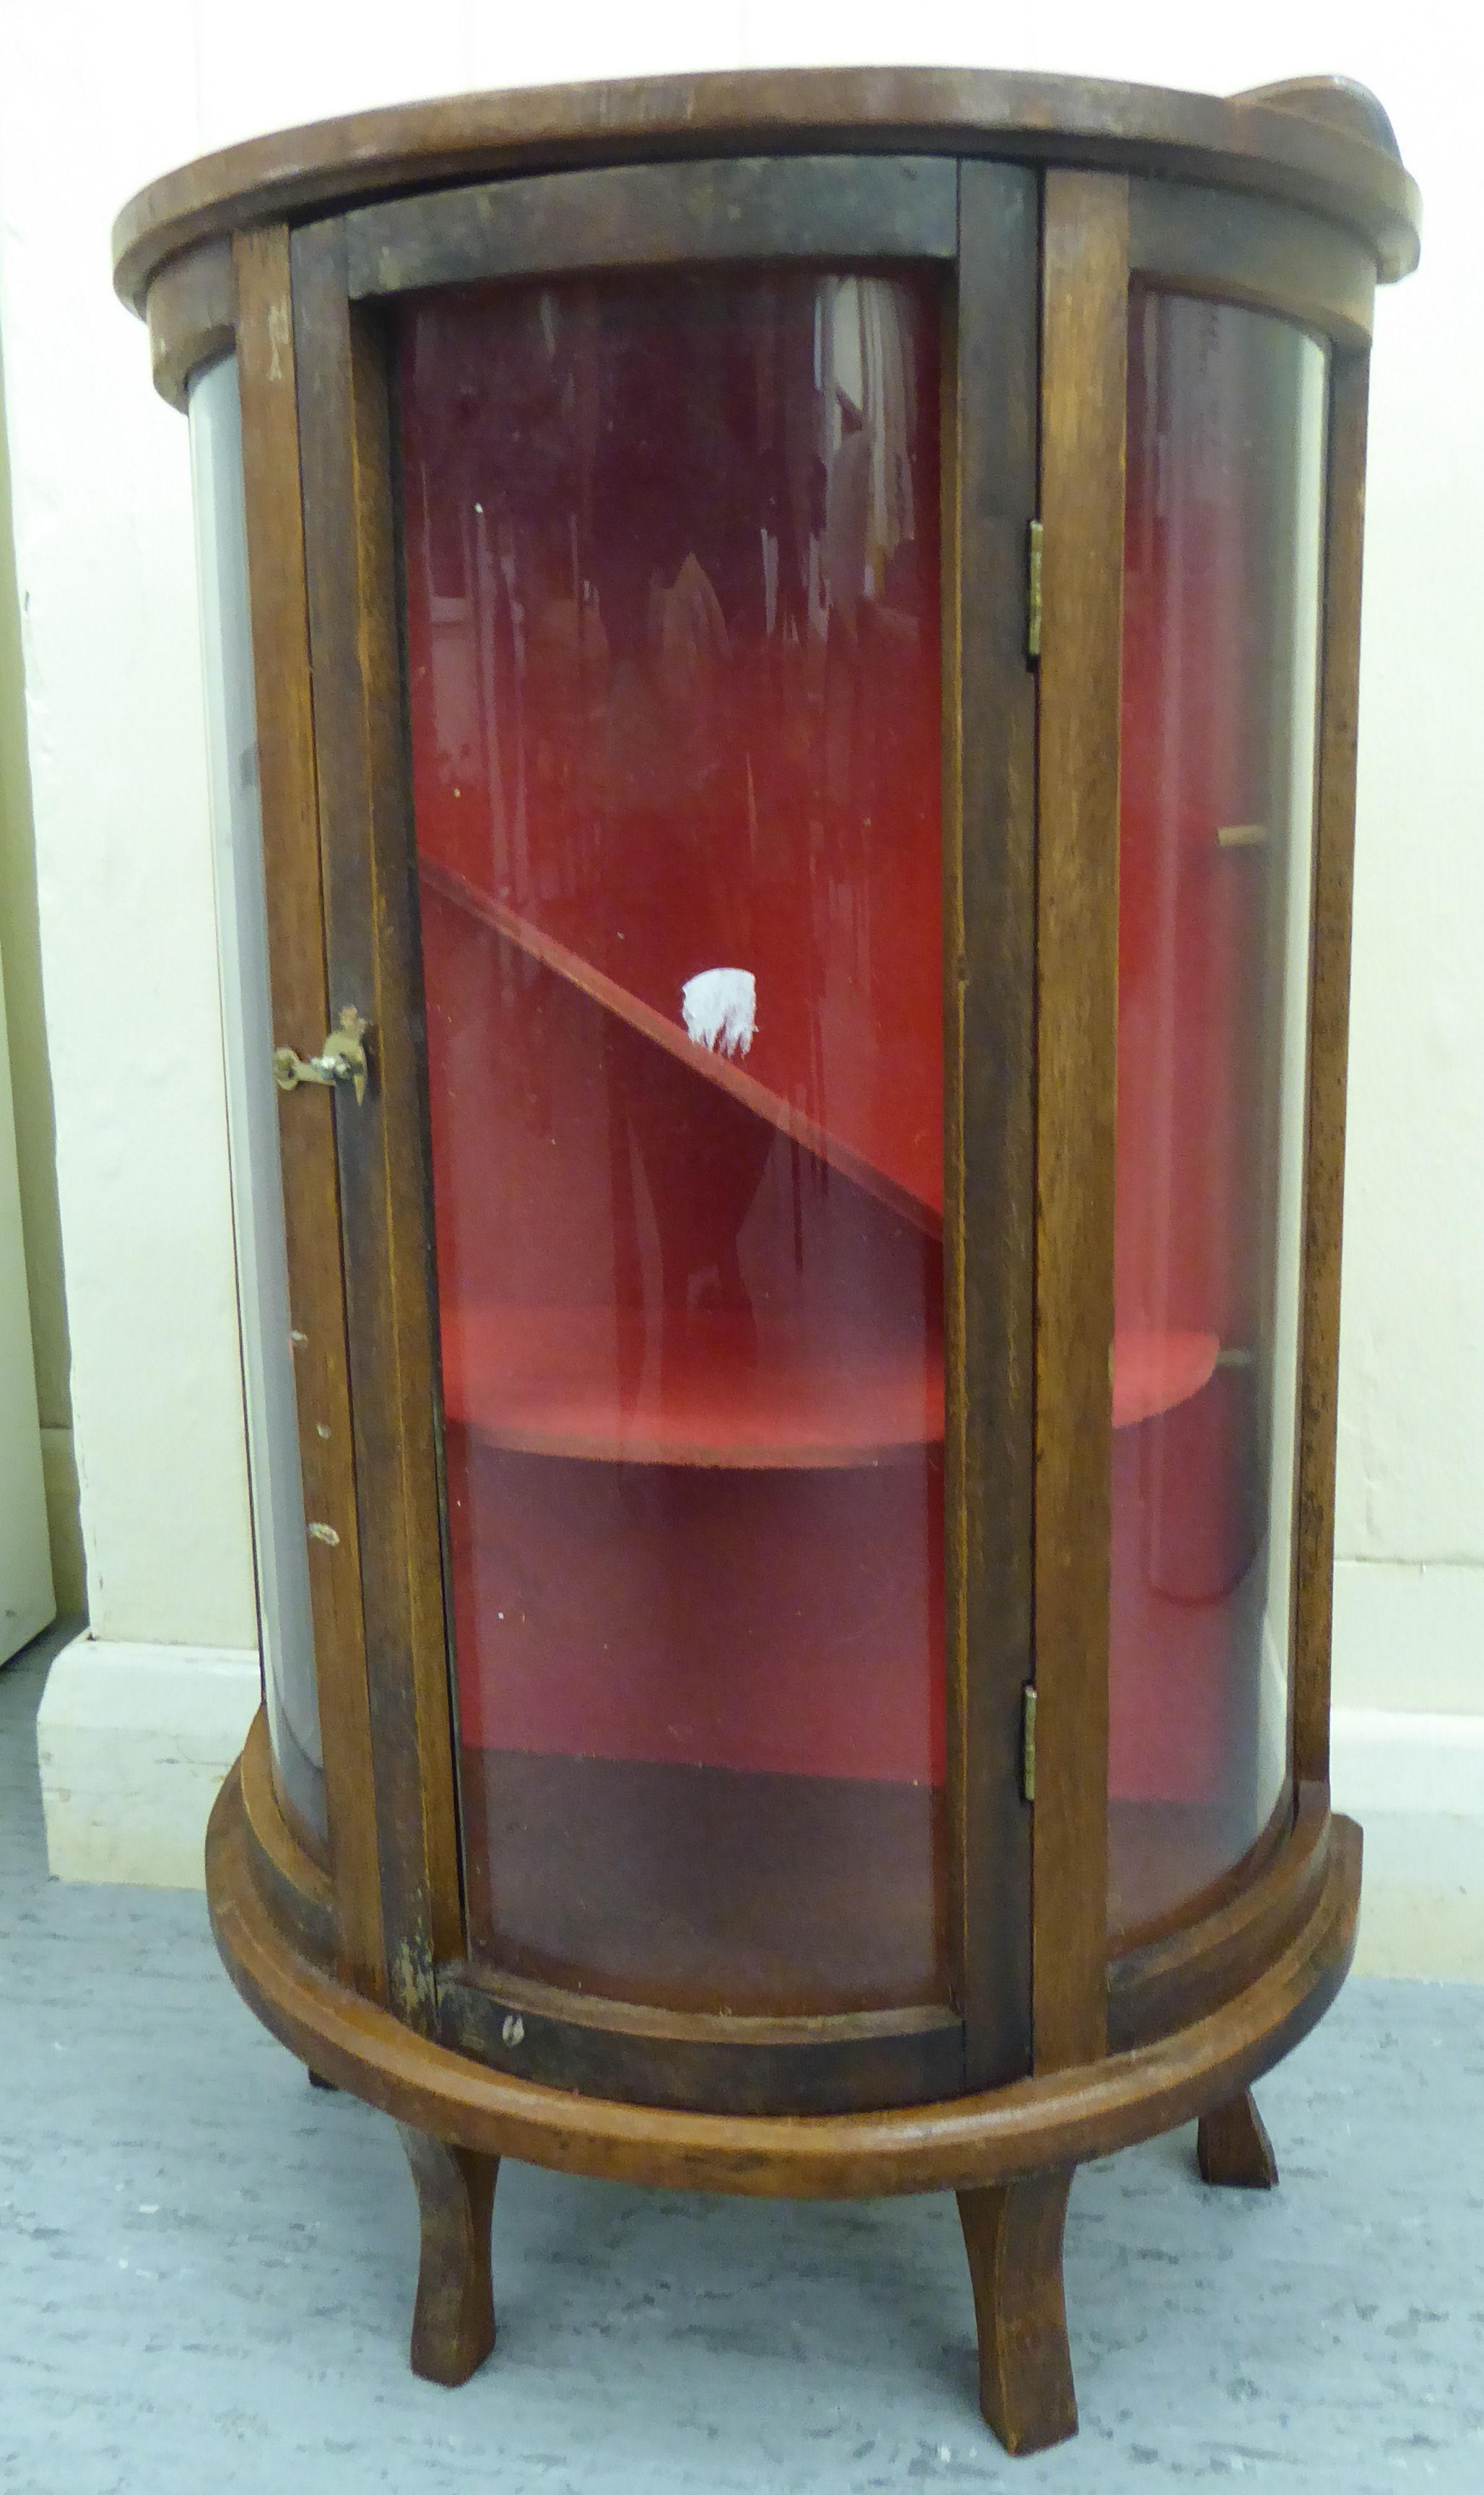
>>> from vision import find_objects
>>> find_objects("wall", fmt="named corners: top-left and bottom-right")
top-left (0, 6), bottom-right (261, 1867)
top-left (0, 337), bottom-right (79, 1620)
top-left (1, 2), bottom-right (1478, 1947)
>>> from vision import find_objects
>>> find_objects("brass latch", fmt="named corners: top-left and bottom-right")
top-left (274, 1007), bottom-right (370, 1106)
top-left (1021, 1683), bottom-right (1038, 1805)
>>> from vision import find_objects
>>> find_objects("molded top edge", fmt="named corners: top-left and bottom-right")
top-left (114, 64), bottom-right (1421, 316)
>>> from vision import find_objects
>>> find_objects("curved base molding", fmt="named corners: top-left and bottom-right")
top-left (208, 1761), bottom-right (1358, 2190)
top-left (206, 1754), bottom-right (1359, 2453)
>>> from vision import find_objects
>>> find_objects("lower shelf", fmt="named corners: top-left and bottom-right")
top-left (442, 1303), bottom-right (942, 1466)
top-left (439, 1306), bottom-right (1218, 1465)
top-left (1108, 1797), bottom-right (1286, 1949)
top-left (460, 1748), bottom-right (947, 2018)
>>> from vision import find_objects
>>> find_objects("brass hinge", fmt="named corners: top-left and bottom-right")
top-left (274, 1006), bottom-right (370, 1106)
top-left (1021, 1683), bottom-right (1038, 1805)
top-left (1026, 519), bottom-right (1043, 662)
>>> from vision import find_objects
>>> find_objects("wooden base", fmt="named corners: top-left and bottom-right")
top-left (398, 2125), bottom-right (500, 2384)
top-left (206, 1758), bottom-right (1360, 2452)
top-left (1197, 2087), bottom-right (1279, 2189)
top-left (958, 2171), bottom-right (1077, 2453)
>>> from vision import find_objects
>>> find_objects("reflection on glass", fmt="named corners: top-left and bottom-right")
top-left (399, 270), bottom-right (945, 2013)
top-left (189, 355), bottom-right (326, 1845)
top-left (1111, 293), bottom-right (1327, 1939)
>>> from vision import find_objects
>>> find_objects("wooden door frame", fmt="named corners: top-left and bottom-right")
top-left (285, 150), bottom-right (1040, 2110)
top-left (1048, 179), bottom-right (1380, 2057)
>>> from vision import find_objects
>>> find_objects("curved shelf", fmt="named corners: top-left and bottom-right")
top-left (441, 1308), bottom-right (1219, 1465)
top-left (441, 1305), bottom-right (943, 1467)
top-left (1111, 1324), bottom-right (1220, 1428)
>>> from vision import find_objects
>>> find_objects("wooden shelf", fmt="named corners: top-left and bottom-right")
top-left (461, 1749), bottom-right (945, 2015)
top-left (420, 856), bottom-right (941, 1238)
top-left (1111, 1325), bottom-right (1220, 1429)
top-left (441, 1307), bottom-right (1219, 1467)
top-left (442, 1305), bottom-right (942, 1467)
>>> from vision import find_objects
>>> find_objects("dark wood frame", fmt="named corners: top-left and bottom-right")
top-left (290, 155), bottom-right (1038, 2115)
top-left (123, 69), bottom-right (1416, 2455)
top-left (115, 66), bottom-right (1420, 329)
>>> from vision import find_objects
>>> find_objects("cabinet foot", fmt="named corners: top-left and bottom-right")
top-left (957, 2169), bottom-right (1077, 2455)
top-left (397, 2124), bottom-right (500, 2385)
top-left (1197, 2088), bottom-right (1277, 2190)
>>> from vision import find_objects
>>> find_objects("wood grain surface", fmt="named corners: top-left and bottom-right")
top-left (958, 2168), bottom-right (1078, 2452)
top-left (147, 236), bottom-right (235, 408)
top-left (238, 1708), bottom-right (337, 1966)
top-left (944, 157), bottom-right (1038, 2091)
top-left (1293, 351), bottom-right (1371, 1786)
top-left (1128, 180), bottom-right (1375, 347)
top-left (113, 66), bottom-right (1420, 321)
top-left (347, 153), bottom-right (958, 295)
top-left (1197, 2086), bottom-right (1280, 2189)
top-left (397, 2125), bottom-right (500, 2384)
top-left (1031, 168), bottom-right (1127, 2077)
top-left (207, 1757), bottom-right (1361, 2198)
top-left (292, 219), bottom-right (462, 2023)
top-left (1108, 1789), bottom-right (1327, 2052)
top-left (236, 224), bottom-right (385, 1988)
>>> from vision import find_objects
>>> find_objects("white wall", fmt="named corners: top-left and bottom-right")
top-left (0, 6), bottom-right (253, 1653)
top-left (1, 2), bottom-right (1478, 1935)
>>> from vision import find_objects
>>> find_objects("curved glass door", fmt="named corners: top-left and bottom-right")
top-left (397, 268), bottom-right (945, 2014)
top-left (1111, 291), bottom-right (1328, 1940)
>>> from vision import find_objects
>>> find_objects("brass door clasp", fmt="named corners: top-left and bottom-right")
top-left (274, 1006), bottom-right (370, 1105)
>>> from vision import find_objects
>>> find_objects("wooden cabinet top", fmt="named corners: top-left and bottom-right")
top-left (113, 65), bottom-right (1420, 315)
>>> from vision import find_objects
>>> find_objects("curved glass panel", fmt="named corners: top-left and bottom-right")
top-left (190, 355), bottom-right (326, 1844)
top-left (399, 270), bottom-right (945, 2013)
top-left (1111, 292), bottom-right (1327, 1939)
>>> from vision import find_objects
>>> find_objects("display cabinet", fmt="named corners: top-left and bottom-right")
top-left (116, 66), bottom-right (1419, 2453)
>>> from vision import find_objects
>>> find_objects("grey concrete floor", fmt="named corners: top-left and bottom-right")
top-left (2, 1627), bottom-right (1482, 2494)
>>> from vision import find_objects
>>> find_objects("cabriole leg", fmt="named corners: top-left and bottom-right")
top-left (1197, 2087), bottom-right (1278, 2190)
top-left (956, 2167), bottom-right (1078, 2456)
top-left (396, 2123), bottom-right (500, 2385)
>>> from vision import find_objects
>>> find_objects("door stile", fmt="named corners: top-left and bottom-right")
top-left (292, 216), bottom-right (462, 2026)
top-left (234, 223), bottom-right (386, 1993)
top-left (1291, 346), bottom-right (1370, 1788)
top-left (946, 158), bottom-right (1040, 2091)
top-left (1032, 168), bottom-right (1129, 2075)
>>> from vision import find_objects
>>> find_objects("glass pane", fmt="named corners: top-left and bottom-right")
top-left (1111, 293), bottom-right (1327, 1940)
top-left (399, 269), bottom-right (946, 2014)
top-left (189, 355), bottom-right (326, 1846)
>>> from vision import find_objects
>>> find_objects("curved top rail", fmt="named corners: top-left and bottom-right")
top-left (115, 66), bottom-right (1420, 316)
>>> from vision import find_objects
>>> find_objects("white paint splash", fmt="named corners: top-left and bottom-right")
top-left (682, 967), bottom-right (757, 1060)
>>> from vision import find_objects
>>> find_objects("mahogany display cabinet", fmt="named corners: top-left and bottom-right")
top-left (116, 67), bottom-right (1419, 2454)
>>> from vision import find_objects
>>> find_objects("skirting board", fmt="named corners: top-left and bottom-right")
top-left (37, 1633), bottom-right (261, 1888)
top-left (1330, 1558), bottom-right (1484, 1979)
top-left (1331, 1707), bottom-right (1484, 1981)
